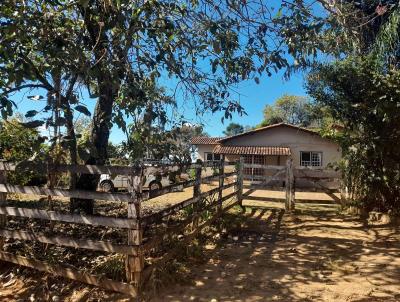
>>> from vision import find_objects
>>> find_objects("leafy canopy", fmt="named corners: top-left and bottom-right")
top-left (223, 123), bottom-right (245, 136)
top-left (260, 94), bottom-right (318, 127)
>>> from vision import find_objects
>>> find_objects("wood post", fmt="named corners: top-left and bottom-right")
top-left (340, 180), bottom-right (349, 206)
top-left (218, 157), bottom-right (225, 212)
top-left (0, 162), bottom-right (7, 250)
top-left (126, 164), bottom-right (144, 297)
top-left (237, 157), bottom-right (244, 208)
top-left (285, 159), bottom-right (295, 212)
top-left (193, 161), bottom-right (202, 199)
top-left (192, 161), bottom-right (202, 228)
top-left (47, 160), bottom-right (56, 211)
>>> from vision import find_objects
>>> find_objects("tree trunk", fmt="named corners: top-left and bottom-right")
top-left (64, 102), bottom-right (78, 188)
top-left (69, 73), bottom-right (116, 214)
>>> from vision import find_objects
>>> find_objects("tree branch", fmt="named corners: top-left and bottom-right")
top-left (1, 84), bottom-right (48, 96)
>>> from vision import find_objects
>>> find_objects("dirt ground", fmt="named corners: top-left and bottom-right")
top-left (1, 189), bottom-right (400, 301)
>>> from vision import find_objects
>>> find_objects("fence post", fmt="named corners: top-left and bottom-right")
top-left (339, 175), bottom-right (348, 206)
top-left (192, 161), bottom-right (202, 229)
top-left (0, 161), bottom-right (7, 250)
top-left (126, 164), bottom-right (144, 298)
top-left (237, 157), bottom-right (244, 208)
top-left (285, 159), bottom-right (295, 212)
top-left (290, 169), bottom-right (296, 212)
top-left (218, 157), bottom-right (225, 212)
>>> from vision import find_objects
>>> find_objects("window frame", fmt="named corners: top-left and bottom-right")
top-left (204, 152), bottom-right (221, 162)
top-left (300, 151), bottom-right (323, 167)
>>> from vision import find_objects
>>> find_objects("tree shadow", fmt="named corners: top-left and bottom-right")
top-left (152, 204), bottom-right (400, 302)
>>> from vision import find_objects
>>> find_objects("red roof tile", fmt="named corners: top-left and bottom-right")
top-left (191, 136), bottom-right (224, 145)
top-left (213, 145), bottom-right (291, 156)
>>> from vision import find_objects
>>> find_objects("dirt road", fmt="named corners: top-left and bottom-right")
top-left (152, 203), bottom-right (400, 302)
top-left (1, 202), bottom-right (400, 302)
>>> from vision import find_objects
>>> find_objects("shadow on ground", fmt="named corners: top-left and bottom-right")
top-left (1, 202), bottom-right (400, 302)
top-left (151, 203), bottom-right (400, 302)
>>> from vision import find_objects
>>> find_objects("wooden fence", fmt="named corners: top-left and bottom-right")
top-left (242, 159), bottom-right (343, 211)
top-left (0, 160), bottom-right (242, 298)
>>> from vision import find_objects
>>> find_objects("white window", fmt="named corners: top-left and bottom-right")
top-left (204, 152), bottom-right (221, 162)
top-left (300, 151), bottom-right (322, 167)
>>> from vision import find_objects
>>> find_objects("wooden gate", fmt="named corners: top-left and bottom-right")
top-left (241, 158), bottom-right (343, 212)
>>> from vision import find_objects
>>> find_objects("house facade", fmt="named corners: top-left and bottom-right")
top-left (191, 123), bottom-right (342, 172)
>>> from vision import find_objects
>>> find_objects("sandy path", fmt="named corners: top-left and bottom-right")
top-left (152, 205), bottom-right (400, 302)
top-left (1, 202), bottom-right (400, 302)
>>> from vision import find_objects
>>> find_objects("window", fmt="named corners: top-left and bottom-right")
top-left (213, 154), bottom-right (221, 161)
top-left (204, 152), bottom-right (221, 162)
top-left (300, 151), bottom-right (322, 167)
top-left (253, 155), bottom-right (265, 176)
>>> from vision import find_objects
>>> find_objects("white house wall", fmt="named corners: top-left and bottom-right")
top-left (222, 126), bottom-right (341, 168)
top-left (196, 144), bottom-right (216, 161)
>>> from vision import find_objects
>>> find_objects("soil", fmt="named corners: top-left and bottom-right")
top-left (1, 190), bottom-right (400, 301)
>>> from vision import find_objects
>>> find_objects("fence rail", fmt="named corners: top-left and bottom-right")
top-left (242, 160), bottom-right (344, 211)
top-left (0, 159), bottom-right (240, 298)
top-left (0, 157), bottom-right (344, 296)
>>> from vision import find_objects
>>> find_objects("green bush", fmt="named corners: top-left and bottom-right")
top-left (0, 118), bottom-right (47, 185)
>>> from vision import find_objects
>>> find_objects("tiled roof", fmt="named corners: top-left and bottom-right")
top-left (191, 136), bottom-right (224, 145)
top-left (213, 145), bottom-right (291, 156)
top-left (217, 122), bottom-right (319, 143)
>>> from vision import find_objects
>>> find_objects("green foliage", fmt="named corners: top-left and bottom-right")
top-left (124, 122), bottom-right (204, 163)
top-left (0, 0), bottom-right (340, 166)
top-left (307, 56), bottom-right (400, 212)
top-left (259, 94), bottom-right (320, 127)
top-left (223, 123), bottom-right (245, 136)
top-left (0, 117), bottom-right (47, 184)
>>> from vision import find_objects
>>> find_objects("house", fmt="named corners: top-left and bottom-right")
top-left (191, 123), bottom-right (341, 174)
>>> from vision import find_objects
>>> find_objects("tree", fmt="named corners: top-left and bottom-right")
top-left (1, 0), bottom-right (321, 213)
top-left (305, 1), bottom-right (400, 212)
top-left (123, 122), bottom-right (204, 163)
top-left (0, 117), bottom-right (46, 184)
top-left (223, 123), bottom-right (245, 136)
top-left (307, 56), bottom-right (400, 212)
top-left (260, 95), bottom-right (315, 127)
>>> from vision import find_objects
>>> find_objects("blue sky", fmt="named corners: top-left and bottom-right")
top-left (194, 71), bottom-right (307, 137)
top-left (107, 69), bottom-right (307, 141)
top-left (9, 69), bottom-right (307, 143)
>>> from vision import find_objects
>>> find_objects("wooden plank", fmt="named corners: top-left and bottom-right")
top-left (142, 201), bottom-right (238, 280)
top-left (0, 207), bottom-right (137, 229)
top-left (218, 158), bottom-right (225, 212)
top-left (0, 251), bottom-right (137, 296)
top-left (0, 184), bottom-right (131, 202)
top-left (243, 164), bottom-right (285, 170)
top-left (243, 174), bottom-right (285, 181)
top-left (143, 182), bottom-right (236, 225)
top-left (285, 159), bottom-right (291, 211)
top-left (126, 166), bottom-right (144, 289)
top-left (142, 191), bottom-right (238, 251)
top-left (0, 229), bottom-right (139, 255)
top-left (294, 169), bottom-right (341, 179)
top-left (144, 161), bottom-right (224, 175)
top-left (289, 161), bottom-right (295, 211)
top-left (0, 161), bottom-right (134, 175)
top-left (243, 195), bottom-right (338, 204)
top-left (143, 171), bottom-right (237, 201)
top-left (237, 157), bottom-right (244, 207)
top-left (244, 195), bottom-right (285, 202)
top-left (192, 164), bottom-right (202, 230)
top-left (0, 161), bottom-right (235, 174)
